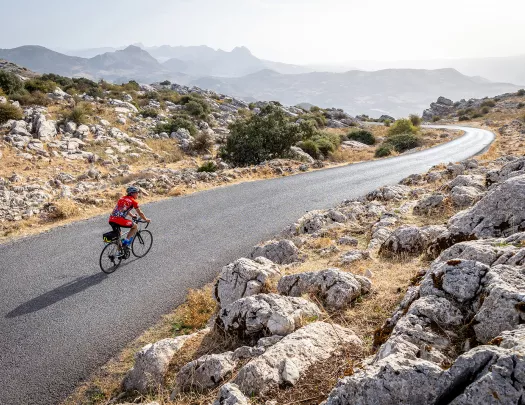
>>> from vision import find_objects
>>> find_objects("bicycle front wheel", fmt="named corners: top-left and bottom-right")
top-left (132, 230), bottom-right (153, 258)
top-left (100, 242), bottom-right (123, 273)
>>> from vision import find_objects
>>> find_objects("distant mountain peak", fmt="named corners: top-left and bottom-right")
top-left (231, 46), bottom-right (252, 55)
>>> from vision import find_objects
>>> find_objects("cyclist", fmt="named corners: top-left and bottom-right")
top-left (109, 186), bottom-right (151, 247)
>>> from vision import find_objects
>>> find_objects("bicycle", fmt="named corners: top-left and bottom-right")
top-left (99, 218), bottom-right (153, 274)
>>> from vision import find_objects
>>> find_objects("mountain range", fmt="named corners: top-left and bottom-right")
top-left (0, 44), bottom-right (521, 117)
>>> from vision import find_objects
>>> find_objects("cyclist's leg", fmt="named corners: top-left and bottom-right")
top-left (126, 222), bottom-right (138, 240)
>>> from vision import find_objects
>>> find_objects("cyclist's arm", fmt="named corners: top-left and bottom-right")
top-left (135, 207), bottom-right (150, 223)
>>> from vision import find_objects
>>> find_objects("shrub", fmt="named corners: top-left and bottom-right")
top-left (24, 79), bottom-right (57, 94)
top-left (347, 129), bottom-right (375, 145)
top-left (66, 103), bottom-right (92, 125)
top-left (248, 102), bottom-right (256, 110)
top-left (388, 118), bottom-right (417, 136)
top-left (409, 114), bottom-right (422, 127)
top-left (517, 103), bottom-right (524, 109)
top-left (459, 115), bottom-right (470, 121)
top-left (384, 119), bottom-right (391, 127)
top-left (0, 71), bottom-right (23, 96)
top-left (221, 104), bottom-right (302, 166)
top-left (197, 161), bottom-right (217, 172)
top-left (11, 91), bottom-right (50, 106)
top-left (432, 116), bottom-right (441, 122)
top-left (315, 136), bottom-right (336, 156)
top-left (298, 119), bottom-right (320, 140)
top-left (481, 106), bottom-right (490, 114)
top-left (156, 115), bottom-right (197, 136)
top-left (310, 106), bottom-right (321, 113)
top-left (298, 140), bottom-right (320, 158)
top-left (41, 73), bottom-right (74, 87)
top-left (481, 99), bottom-right (496, 107)
top-left (375, 144), bottom-right (392, 157)
top-left (518, 89), bottom-right (525, 96)
top-left (185, 100), bottom-right (206, 118)
top-left (456, 109), bottom-right (466, 116)
top-left (191, 132), bottom-right (214, 153)
top-left (47, 199), bottom-right (80, 220)
top-left (140, 108), bottom-right (158, 118)
top-left (160, 80), bottom-right (171, 86)
top-left (0, 102), bottom-right (23, 124)
top-left (385, 133), bottom-right (422, 153)
top-left (471, 112), bottom-right (483, 119)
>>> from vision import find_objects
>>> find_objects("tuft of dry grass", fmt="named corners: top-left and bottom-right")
top-left (47, 199), bottom-right (81, 220)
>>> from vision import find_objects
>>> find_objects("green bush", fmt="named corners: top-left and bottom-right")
top-left (517, 89), bottom-right (525, 96)
top-left (298, 119), bottom-right (320, 140)
top-left (179, 95), bottom-right (210, 120)
top-left (456, 109), bottom-right (466, 116)
top-left (156, 115), bottom-right (197, 136)
top-left (432, 116), bottom-right (441, 122)
top-left (384, 119), bottom-right (391, 127)
top-left (11, 90), bottom-right (50, 106)
top-left (385, 133), bottom-right (422, 153)
top-left (481, 99), bottom-right (496, 107)
top-left (0, 102), bottom-right (23, 124)
top-left (388, 118), bottom-right (417, 136)
top-left (517, 102), bottom-right (524, 109)
top-left (375, 144), bottom-right (392, 157)
top-left (24, 79), bottom-right (57, 94)
top-left (481, 106), bottom-right (490, 114)
top-left (248, 102), bottom-right (256, 110)
top-left (459, 115), bottom-right (470, 121)
top-left (140, 108), bottom-right (158, 118)
top-left (310, 106), bottom-right (321, 113)
top-left (197, 161), bottom-right (217, 172)
top-left (66, 103), bottom-right (92, 125)
top-left (471, 112), bottom-right (483, 119)
top-left (315, 137), bottom-right (336, 156)
top-left (220, 104), bottom-right (302, 166)
top-left (409, 114), bottom-right (422, 127)
top-left (41, 73), bottom-right (74, 87)
top-left (160, 80), bottom-right (171, 86)
top-left (298, 139), bottom-right (320, 159)
top-left (185, 100), bottom-right (206, 119)
top-left (191, 132), bottom-right (214, 154)
top-left (0, 71), bottom-right (23, 96)
top-left (347, 129), bottom-right (376, 145)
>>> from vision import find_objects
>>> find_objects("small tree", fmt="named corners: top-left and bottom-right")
top-left (347, 129), bottom-right (376, 145)
top-left (0, 71), bottom-right (23, 96)
top-left (409, 114), bottom-right (422, 127)
top-left (517, 89), bottom-right (525, 96)
top-left (160, 80), bottom-right (171, 86)
top-left (221, 104), bottom-right (301, 166)
top-left (387, 118), bottom-right (417, 136)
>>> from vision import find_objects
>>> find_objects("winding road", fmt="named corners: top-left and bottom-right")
top-left (0, 126), bottom-right (494, 405)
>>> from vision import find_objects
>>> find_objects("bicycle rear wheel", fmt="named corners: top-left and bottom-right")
top-left (132, 230), bottom-right (153, 258)
top-left (100, 242), bottom-right (123, 273)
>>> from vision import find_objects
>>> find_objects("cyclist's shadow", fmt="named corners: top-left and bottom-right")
top-left (6, 258), bottom-right (140, 318)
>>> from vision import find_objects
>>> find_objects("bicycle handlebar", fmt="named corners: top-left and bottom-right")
top-left (133, 218), bottom-right (150, 229)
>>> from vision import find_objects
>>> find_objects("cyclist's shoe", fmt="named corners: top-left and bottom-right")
top-left (122, 237), bottom-right (133, 246)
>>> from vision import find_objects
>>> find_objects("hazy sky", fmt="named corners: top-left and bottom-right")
top-left (1, 0), bottom-right (524, 64)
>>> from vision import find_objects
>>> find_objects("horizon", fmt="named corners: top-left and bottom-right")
top-left (2, 0), bottom-right (525, 65)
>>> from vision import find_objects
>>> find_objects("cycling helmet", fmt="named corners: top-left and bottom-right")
top-left (126, 186), bottom-right (139, 195)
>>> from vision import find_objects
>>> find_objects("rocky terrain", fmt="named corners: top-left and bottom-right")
top-left (63, 89), bottom-right (525, 405)
top-left (0, 61), bottom-right (455, 240)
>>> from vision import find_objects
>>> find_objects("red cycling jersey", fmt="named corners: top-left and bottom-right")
top-left (109, 195), bottom-right (139, 227)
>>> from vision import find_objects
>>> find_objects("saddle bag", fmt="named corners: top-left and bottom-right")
top-left (103, 230), bottom-right (119, 243)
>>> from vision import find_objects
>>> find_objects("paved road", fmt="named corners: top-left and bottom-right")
top-left (0, 126), bottom-right (494, 405)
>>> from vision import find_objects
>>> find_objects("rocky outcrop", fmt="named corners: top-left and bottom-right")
top-left (379, 225), bottom-right (447, 258)
top-left (291, 209), bottom-right (348, 235)
top-left (250, 239), bottom-right (300, 264)
top-left (233, 322), bottom-right (361, 395)
top-left (214, 257), bottom-right (280, 308)
top-left (215, 293), bottom-right (321, 340)
top-left (448, 174), bottom-right (525, 238)
top-left (122, 335), bottom-right (192, 393)
top-left (277, 268), bottom-right (371, 310)
top-left (366, 185), bottom-right (411, 202)
top-left (289, 146), bottom-right (315, 164)
top-left (413, 193), bottom-right (446, 215)
top-left (212, 383), bottom-right (250, 405)
top-left (174, 352), bottom-right (237, 393)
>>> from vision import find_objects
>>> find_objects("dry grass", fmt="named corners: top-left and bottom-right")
top-left (62, 285), bottom-right (217, 405)
top-left (47, 198), bottom-right (81, 219)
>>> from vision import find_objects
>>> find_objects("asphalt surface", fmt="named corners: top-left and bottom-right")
top-left (0, 125), bottom-right (494, 405)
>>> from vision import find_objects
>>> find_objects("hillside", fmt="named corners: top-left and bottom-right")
top-left (192, 68), bottom-right (521, 117)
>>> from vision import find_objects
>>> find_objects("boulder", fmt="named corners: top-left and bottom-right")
top-left (379, 225), bottom-right (447, 258)
top-left (486, 157), bottom-right (525, 186)
top-left (413, 194), bottom-right (445, 215)
top-left (446, 174), bottom-right (486, 191)
top-left (37, 120), bottom-right (57, 141)
top-left (216, 293), bottom-right (321, 340)
top-left (366, 185), bottom-right (411, 201)
top-left (340, 249), bottom-right (370, 264)
top-left (250, 239), bottom-right (300, 264)
top-left (278, 268), bottom-right (371, 310)
top-left (234, 322), bottom-right (361, 395)
top-left (214, 257), bottom-right (280, 308)
top-left (437, 96), bottom-right (454, 106)
top-left (122, 335), bottom-right (191, 393)
top-left (293, 209), bottom-right (347, 235)
top-left (448, 174), bottom-right (525, 238)
top-left (212, 383), bottom-right (250, 405)
top-left (175, 352), bottom-right (237, 393)
top-left (289, 146), bottom-right (315, 164)
top-left (449, 186), bottom-right (483, 208)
